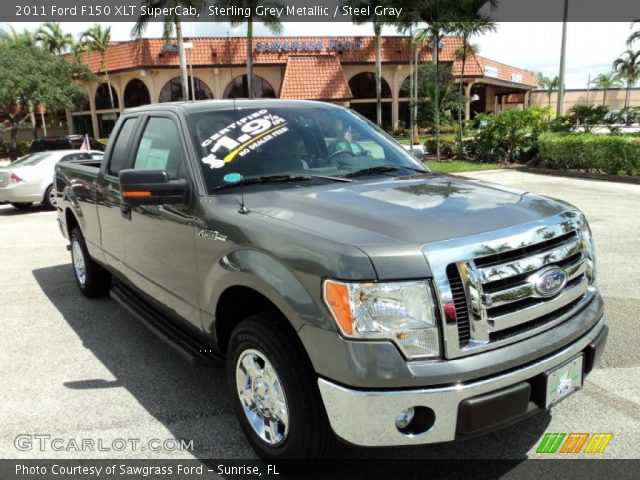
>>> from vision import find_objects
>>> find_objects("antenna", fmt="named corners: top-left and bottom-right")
top-left (227, 32), bottom-right (249, 214)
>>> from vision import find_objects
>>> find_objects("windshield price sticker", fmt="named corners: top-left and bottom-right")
top-left (201, 110), bottom-right (288, 169)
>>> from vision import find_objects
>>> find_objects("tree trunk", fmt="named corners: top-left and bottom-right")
top-left (40, 109), bottom-right (47, 137)
top-left (9, 118), bottom-right (18, 161)
top-left (433, 31), bottom-right (440, 162)
top-left (247, 19), bottom-right (254, 99)
top-left (408, 29), bottom-right (414, 142)
top-left (28, 100), bottom-right (37, 140)
top-left (603, 88), bottom-right (607, 107)
top-left (375, 23), bottom-right (382, 128)
top-left (413, 40), bottom-right (419, 144)
top-left (103, 65), bottom-right (116, 114)
top-left (457, 36), bottom-right (468, 158)
top-left (175, 19), bottom-right (189, 101)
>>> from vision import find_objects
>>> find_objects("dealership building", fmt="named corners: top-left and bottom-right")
top-left (70, 36), bottom-right (538, 137)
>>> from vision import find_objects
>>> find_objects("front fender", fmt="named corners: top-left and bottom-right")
top-left (200, 248), bottom-right (336, 338)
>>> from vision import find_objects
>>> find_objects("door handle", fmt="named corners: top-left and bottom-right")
top-left (120, 204), bottom-right (131, 220)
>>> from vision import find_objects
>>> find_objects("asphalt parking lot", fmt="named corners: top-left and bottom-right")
top-left (0, 170), bottom-right (638, 464)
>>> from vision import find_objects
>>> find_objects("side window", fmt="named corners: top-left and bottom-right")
top-left (133, 117), bottom-right (185, 180)
top-left (107, 118), bottom-right (137, 177)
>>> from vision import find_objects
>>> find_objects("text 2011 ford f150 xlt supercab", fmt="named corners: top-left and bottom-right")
top-left (55, 100), bottom-right (607, 460)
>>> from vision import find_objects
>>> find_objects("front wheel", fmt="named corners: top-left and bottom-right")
top-left (227, 313), bottom-right (336, 460)
top-left (70, 227), bottom-right (111, 297)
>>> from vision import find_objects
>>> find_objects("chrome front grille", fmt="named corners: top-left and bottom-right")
top-left (424, 211), bottom-right (597, 359)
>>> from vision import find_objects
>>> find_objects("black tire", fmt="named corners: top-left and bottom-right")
top-left (70, 227), bottom-right (111, 297)
top-left (10, 202), bottom-right (32, 209)
top-left (42, 185), bottom-right (56, 210)
top-left (227, 313), bottom-right (336, 461)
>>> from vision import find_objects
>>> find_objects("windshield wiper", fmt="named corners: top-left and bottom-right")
top-left (344, 164), bottom-right (428, 178)
top-left (212, 173), bottom-right (351, 192)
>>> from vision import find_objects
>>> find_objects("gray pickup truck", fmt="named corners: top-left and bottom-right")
top-left (55, 100), bottom-right (607, 460)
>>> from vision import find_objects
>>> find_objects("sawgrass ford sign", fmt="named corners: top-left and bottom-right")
top-left (255, 39), bottom-right (361, 52)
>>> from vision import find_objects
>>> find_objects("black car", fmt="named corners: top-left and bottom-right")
top-left (29, 135), bottom-right (105, 153)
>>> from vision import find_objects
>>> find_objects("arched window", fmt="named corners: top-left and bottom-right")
top-left (399, 75), bottom-right (412, 98)
top-left (223, 75), bottom-right (276, 99)
top-left (124, 79), bottom-right (151, 108)
top-left (159, 77), bottom-right (214, 103)
top-left (348, 72), bottom-right (391, 99)
top-left (95, 83), bottom-right (119, 110)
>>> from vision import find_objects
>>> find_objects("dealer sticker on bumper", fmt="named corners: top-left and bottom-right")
top-left (545, 354), bottom-right (584, 408)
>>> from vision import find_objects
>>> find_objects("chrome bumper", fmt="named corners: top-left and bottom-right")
top-left (318, 315), bottom-right (606, 447)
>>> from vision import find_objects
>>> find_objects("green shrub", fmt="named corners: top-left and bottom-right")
top-left (473, 106), bottom-right (551, 163)
top-left (568, 104), bottom-right (608, 133)
top-left (423, 134), bottom-right (456, 158)
top-left (538, 132), bottom-right (640, 175)
top-left (549, 115), bottom-right (573, 133)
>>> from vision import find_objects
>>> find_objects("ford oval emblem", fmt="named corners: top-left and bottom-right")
top-left (532, 267), bottom-right (567, 297)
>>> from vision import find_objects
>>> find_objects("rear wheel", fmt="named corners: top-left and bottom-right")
top-left (70, 227), bottom-right (111, 297)
top-left (10, 202), bottom-right (32, 209)
top-left (227, 313), bottom-right (336, 461)
top-left (42, 185), bottom-right (56, 210)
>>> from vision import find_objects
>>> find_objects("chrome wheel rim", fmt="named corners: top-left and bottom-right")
top-left (48, 188), bottom-right (56, 207)
top-left (72, 240), bottom-right (86, 285)
top-left (236, 349), bottom-right (289, 446)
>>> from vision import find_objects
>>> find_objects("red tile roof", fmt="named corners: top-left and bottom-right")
top-left (280, 55), bottom-right (352, 100)
top-left (475, 55), bottom-right (538, 87)
top-left (77, 36), bottom-right (536, 87)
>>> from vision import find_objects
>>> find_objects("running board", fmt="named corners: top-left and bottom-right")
top-left (110, 284), bottom-right (224, 367)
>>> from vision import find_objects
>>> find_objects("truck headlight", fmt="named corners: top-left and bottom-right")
top-left (581, 221), bottom-right (596, 284)
top-left (323, 280), bottom-right (440, 359)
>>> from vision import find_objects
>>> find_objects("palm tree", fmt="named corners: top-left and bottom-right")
top-left (627, 20), bottom-right (640, 47)
top-left (451, 16), bottom-right (495, 156)
top-left (589, 72), bottom-right (623, 106)
top-left (217, 0), bottom-right (284, 99)
top-left (348, 0), bottom-right (393, 127)
top-left (0, 26), bottom-right (37, 48)
top-left (413, 22), bottom-right (452, 161)
top-left (36, 22), bottom-right (72, 55)
top-left (613, 49), bottom-right (640, 111)
top-left (537, 73), bottom-right (559, 107)
top-left (80, 25), bottom-right (117, 114)
top-left (133, 1), bottom-right (205, 102)
top-left (404, 0), bottom-right (496, 161)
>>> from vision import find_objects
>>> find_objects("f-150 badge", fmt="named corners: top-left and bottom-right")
top-left (197, 229), bottom-right (228, 242)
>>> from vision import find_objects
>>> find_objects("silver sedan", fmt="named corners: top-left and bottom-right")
top-left (0, 150), bottom-right (103, 210)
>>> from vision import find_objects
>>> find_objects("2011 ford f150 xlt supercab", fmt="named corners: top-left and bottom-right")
top-left (55, 100), bottom-right (607, 460)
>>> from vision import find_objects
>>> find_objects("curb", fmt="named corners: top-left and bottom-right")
top-left (514, 167), bottom-right (640, 185)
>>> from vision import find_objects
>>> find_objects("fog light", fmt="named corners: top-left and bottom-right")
top-left (395, 407), bottom-right (415, 430)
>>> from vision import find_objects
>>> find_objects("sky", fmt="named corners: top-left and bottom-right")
top-left (5, 21), bottom-right (636, 89)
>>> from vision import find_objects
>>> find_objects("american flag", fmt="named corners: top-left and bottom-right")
top-left (80, 134), bottom-right (90, 151)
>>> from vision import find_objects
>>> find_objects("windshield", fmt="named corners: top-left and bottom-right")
top-left (11, 152), bottom-right (51, 166)
top-left (189, 104), bottom-right (426, 193)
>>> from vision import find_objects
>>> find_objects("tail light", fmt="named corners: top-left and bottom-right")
top-left (10, 173), bottom-right (24, 184)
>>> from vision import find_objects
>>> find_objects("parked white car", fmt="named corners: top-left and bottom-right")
top-left (0, 150), bottom-right (103, 210)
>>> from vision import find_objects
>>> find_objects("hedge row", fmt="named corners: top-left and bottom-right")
top-left (538, 133), bottom-right (640, 176)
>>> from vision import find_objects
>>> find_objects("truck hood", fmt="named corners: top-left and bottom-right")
top-left (248, 173), bottom-right (568, 247)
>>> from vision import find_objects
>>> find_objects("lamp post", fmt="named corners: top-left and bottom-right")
top-left (556, 0), bottom-right (569, 117)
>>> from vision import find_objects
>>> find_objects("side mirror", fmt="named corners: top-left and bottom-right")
top-left (119, 169), bottom-right (187, 206)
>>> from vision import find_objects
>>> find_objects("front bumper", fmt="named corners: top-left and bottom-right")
top-left (318, 315), bottom-right (607, 447)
